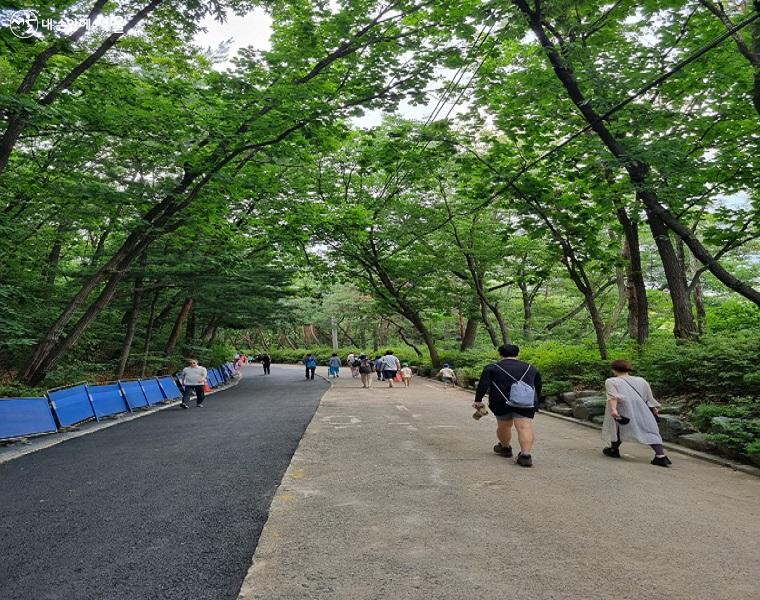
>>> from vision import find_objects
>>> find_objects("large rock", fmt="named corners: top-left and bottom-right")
top-left (542, 396), bottom-right (558, 410)
top-left (560, 392), bottom-right (577, 404)
top-left (572, 396), bottom-right (607, 421)
top-left (675, 433), bottom-right (716, 453)
top-left (657, 414), bottom-right (697, 441)
top-left (576, 390), bottom-right (602, 399)
top-left (547, 404), bottom-right (574, 417)
top-left (658, 404), bottom-right (685, 415)
top-left (591, 416), bottom-right (606, 425)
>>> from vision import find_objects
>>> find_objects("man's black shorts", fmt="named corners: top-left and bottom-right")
top-left (493, 406), bottom-right (536, 420)
top-left (382, 369), bottom-right (397, 381)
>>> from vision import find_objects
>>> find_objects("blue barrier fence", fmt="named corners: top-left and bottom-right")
top-left (0, 397), bottom-right (58, 439)
top-left (0, 362), bottom-right (236, 441)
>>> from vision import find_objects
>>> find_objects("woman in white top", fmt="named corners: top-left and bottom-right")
top-left (602, 359), bottom-right (672, 467)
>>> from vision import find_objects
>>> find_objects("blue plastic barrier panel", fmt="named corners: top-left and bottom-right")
top-left (208, 369), bottom-right (220, 388)
top-left (214, 368), bottom-right (224, 385)
top-left (48, 384), bottom-right (95, 427)
top-left (0, 397), bottom-right (58, 440)
top-left (87, 383), bottom-right (130, 419)
top-left (119, 380), bottom-right (149, 410)
top-left (140, 379), bottom-right (165, 405)
top-left (157, 376), bottom-right (182, 400)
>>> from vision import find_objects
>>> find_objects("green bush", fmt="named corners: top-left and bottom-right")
top-left (690, 399), bottom-right (758, 430)
top-left (690, 398), bottom-right (760, 456)
top-left (636, 332), bottom-right (760, 398)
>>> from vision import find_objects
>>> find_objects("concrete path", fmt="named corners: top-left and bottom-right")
top-left (0, 365), bottom-right (327, 600)
top-left (238, 374), bottom-right (760, 600)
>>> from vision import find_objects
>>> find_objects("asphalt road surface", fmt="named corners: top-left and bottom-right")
top-left (0, 365), bottom-right (327, 600)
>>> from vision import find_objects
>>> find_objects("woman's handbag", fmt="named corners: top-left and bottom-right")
top-left (620, 378), bottom-right (660, 423)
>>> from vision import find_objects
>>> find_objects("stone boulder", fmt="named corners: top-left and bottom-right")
top-left (591, 415), bottom-right (606, 425)
top-left (675, 433), bottom-right (716, 453)
top-left (560, 391), bottom-right (577, 404)
top-left (572, 396), bottom-right (607, 420)
top-left (657, 414), bottom-right (697, 441)
top-left (576, 390), bottom-right (602, 399)
top-left (547, 404), bottom-right (574, 417)
top-left (657, 404), bottom-right (685, 416)
top-left (542, 396), bottom-right (558, 410)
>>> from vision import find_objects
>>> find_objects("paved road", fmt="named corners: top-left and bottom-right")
top-left (0, 365), bottom-right (327, 600)
top-left (240, 375), bottom-right (760, 600)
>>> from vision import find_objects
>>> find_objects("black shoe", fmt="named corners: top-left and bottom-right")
top-left (651, 456), bottom-right (671, 467)
top-left (493, 443), bottom-right (513, 457)
top-left (179, 403), bottom-right (189, 409)
top-left (516, 453), bottom-right (533, 467)
top-left (603, 447), bottom-right (621, 458)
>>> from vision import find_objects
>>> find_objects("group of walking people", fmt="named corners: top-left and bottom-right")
top-left (223, 344), bottom-right (672, 470)
top-left (308, 351), bottom-right (413, 388)
top-left (472, 344), bottom-right (671, 469)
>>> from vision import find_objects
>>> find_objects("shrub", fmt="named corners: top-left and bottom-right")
top-left (690, 398), bottom-right (760, 456)
top-left (636, 332), bottom-right (760, 398)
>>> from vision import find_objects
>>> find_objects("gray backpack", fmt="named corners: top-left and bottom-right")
top-left (492, 363), bottom-right (535, 408)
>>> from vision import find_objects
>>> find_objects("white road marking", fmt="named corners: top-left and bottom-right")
top-left (395, 405), bottom-right (410, 412)
top-left (321, 416), bottom-right (362, 427)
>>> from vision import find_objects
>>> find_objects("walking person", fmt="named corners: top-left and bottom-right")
top-left (179, 358), bottom-right (208, 409)
top-left (350, 355), bottom-right (360, 378)
top-left (328, 353), bottom-right (341, 378)
top-left (346, 352), bottom-right (356, 377)
top-left (381, 350), bottom-right (401, 388)
top-left (304, 353), bottom-right (317, 380)
top-left (472, 344), bottom-right (542, 467)
top-left (259, 353), bottom-right (271, 375)
top-left (401, 363), bottom-right (413, 387)
top-left (374, 355), bottom-right (384, 381)
top-left (602, 360), bottom-right (672, 467)
top-left (358, 354), bottom-right (374, 388)
top-left (438, 363), bottom-right (457, 388)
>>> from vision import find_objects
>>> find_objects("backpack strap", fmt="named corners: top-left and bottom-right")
top-left (493, 362), bottom-right (532, 383)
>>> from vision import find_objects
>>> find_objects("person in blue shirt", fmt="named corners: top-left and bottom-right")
top-left (328, 353), bottom-right (341, 378)
top-left (303, 354), bottom-right (317, 380)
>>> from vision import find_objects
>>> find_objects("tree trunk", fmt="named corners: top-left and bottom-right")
top-left (116, 264), bottom-right (145, 379)
top-left (140, 289), bottom-right (160, 377)
top-left (647, 207), bottom-right (697, 338)
top-left (186, 310), bottom-right (196, 342)
top-left (394, 324), bottom-right (423, 357)
top-left (616, 207), bottom-right (649, 344)
top-left (603, 265), bottom-right (627, 342)
top-left (479, 297), bottom-right (500, 347)
top-left (489, 302), bottom-right (511, 345)
top-left (303, 324), bottom-right (318, 346)
top-left (518, 281), bottom-right (539, 341)
top-left (45, 228), bottom-right (64, 288)
top-left (21, 266), bottom-right (132, 385)
top-left (330, 316), bottom-right (339, 350)
top-left (460, 318), bottom-right (479, 351)
top-left (164, 298), bottom-right (193, 359)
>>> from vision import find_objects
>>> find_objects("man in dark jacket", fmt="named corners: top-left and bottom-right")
top-left (472, 344), bottom-right (542, 467)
